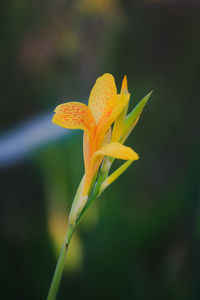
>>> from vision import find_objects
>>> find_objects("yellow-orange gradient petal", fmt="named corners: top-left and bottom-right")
top-left (94, 93), bottom-right (130, 149)
top-left (88, 73), bottom-right (117, 124)
top-left (101, 93), bottom-right (130, 131)
top-left (121, 75), bottom-right (128, 93)
top-left (91, 142), bottom-right (139, 163)
top-left (111, 76), bottom-right (129, 142)
top-left (52, 102), bottom-right (96, 133)
top-left (83, 131), bottom-right (91, 173)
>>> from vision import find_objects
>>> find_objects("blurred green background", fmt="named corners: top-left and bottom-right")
top-left (0, 0), bottom-right (200, 299)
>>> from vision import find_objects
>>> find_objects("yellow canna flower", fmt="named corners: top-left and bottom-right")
top-left (52, 73), bottom-right (139, 198)
top-left (48, 73), bottom-right (152, 300)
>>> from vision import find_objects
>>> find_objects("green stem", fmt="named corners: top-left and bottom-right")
top-left (47, 225), bottom-right (75, 300)
top-left (76, 159), bottom-right (111, 224)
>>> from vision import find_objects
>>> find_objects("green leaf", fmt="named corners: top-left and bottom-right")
top-left (120, 91), bottom-right (152, 143)
top-left (99, 160), bottom-right (134, 196)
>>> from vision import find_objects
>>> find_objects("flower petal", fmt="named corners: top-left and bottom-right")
top-left (94, 93), bottom-right (130, 149)
top-left (52, 102), bottom-right (95, 133)
top-left (88, 73), bottom-right (117, 124)
top-left (121, 75), bottom-right (128, 94)
top-left (111, 76), bottom-right (129, 142)
top-left (91, 142), bottom-right (139, 163)
top-left (102, 127), bottom-right (112, 146)
top-left (83, 142), bottom-right (139, 197)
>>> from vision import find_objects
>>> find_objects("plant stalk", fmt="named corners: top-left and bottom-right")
top-left (47, 225), bottom-right (74, 300)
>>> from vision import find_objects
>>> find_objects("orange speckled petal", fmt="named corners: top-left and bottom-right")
top-left (95, 93), bottom-right (130, 148)
top-left (88, 73), bottom-right (117, 124)
top-left (52, 102), bottom-right (95, 133)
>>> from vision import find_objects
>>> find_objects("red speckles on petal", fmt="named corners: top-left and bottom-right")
top-left (88, 73), bottom-right (117, 124)
top-left (53, 102), bottom-right (95, 133)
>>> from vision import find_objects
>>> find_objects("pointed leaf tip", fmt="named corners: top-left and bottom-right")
top-left (121, 91), bottom-right (152, 143)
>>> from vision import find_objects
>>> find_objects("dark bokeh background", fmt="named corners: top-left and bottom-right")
top-left (0, 0), bottom-right (200, 299)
